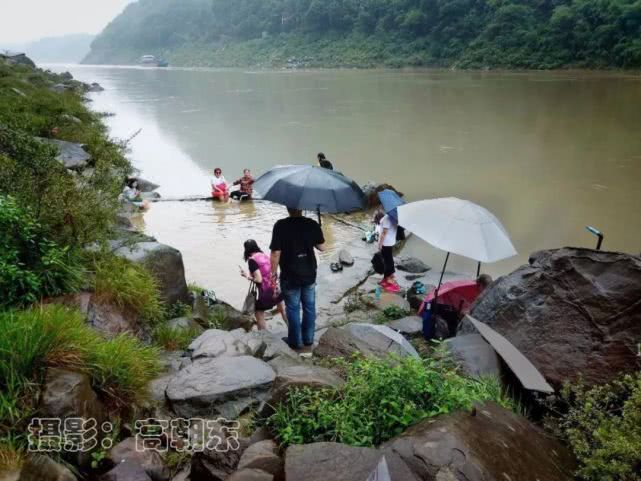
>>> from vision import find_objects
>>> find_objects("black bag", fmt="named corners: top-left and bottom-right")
top-left (242, 282), bottom-right (258, 315)
top-left (396, 226), bottom-right (406, 242)
top-left (371, 252), bottom-right (385, 274)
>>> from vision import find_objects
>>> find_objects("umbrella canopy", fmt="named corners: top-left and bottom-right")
top-left (377, 189), bottom-right (405, 221)
top-left (253, 165), bottom-right (365, 213)
top-left (419, 280), bottom-right (480, 314)
top-left (397, 197), bottom-right (517, 263)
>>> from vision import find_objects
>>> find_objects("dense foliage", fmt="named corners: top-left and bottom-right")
top-left (0, 306), bottom-right (161, 448)
top-left (549, 372), bottom-right (641, 481)
top-left (85, 0), bottom-right (641, 68)
top-left (268, 352), bottom-right (516, 446)
top-left (0, 196), bottom-right (84, 308)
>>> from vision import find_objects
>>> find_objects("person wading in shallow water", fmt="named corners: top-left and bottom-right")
top-left (240, 239), bottom-right (287, 330)
top-left (317, 152), bottom-right (334, 170)
top-left (269, 208), bottom-right (325, 356)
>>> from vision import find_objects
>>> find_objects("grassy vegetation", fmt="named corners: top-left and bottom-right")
top-left (548, 372), bottom-right (641, 481)
top-left (0, 305), bottom-right (161, 449)
top-left (89, 252), bottom-right (165, 323)
top-left (268, 351), bottom-right (516, 447)
top-left (152, 324), bottom-right (202, 351)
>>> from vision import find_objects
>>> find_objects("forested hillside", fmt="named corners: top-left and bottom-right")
top-left (83, 0), bottom-right (641, 68)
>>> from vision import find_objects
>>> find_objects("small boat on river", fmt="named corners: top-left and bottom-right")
top-left (140, 55), bottom-right (168, 67)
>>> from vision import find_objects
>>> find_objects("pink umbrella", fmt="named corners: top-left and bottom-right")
top-left (418, 279), bottom-right (480, 315)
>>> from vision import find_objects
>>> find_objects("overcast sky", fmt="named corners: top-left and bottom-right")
top-left (0, 0), bottom-right (135, 44)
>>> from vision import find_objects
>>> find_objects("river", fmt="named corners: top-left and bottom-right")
top-left (53, 65), bottom-right (641, 308)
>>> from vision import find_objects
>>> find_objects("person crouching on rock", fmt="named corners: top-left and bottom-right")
top-left (378, 212), bottom-right (400, 293)
top-left (231, 168), bottom-right (254, 200)
top-left (240, 239), bottom-right (288, 331)
top-left (211, 167), bottom-right (229, 201)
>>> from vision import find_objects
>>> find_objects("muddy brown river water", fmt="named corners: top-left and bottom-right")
top-left (54, 65), bottom-right (641, 308)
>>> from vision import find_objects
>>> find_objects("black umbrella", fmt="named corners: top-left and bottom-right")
top-left (253, 165), bottom-right (365, 223)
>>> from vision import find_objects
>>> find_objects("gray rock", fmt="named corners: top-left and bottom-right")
top-left (261, 364), bottom-right (343, 416)
top-left (338, 249), bottom-right (354, 266)
top-left (444, 334), bottom-right (501, 378)
top-left (37, 138), bottom-right (91, 170)
top-left (227, 470), bottom-right (273, 481)
top-left (0, 51), bottom-right (35, 67)
top-left (343, 323), bottom-right (419, 358)
top-left (86, 297), bottom-right (139, 337)
top-left (131, 177), bottom-right (160, 192)
top-left (242, 331), bottom-right (297, 361)
top-left (284, 442), bottom-right (419, 481)
top-left (107, 437), bottom-right (170, 481)
top-left (267, 354), bottom-right (302, 374)
top-left (382, 402), bottom-right (576, 481)
top-left (100, 460), bottom-right (152, 481)
top-left (166, 356), bottom-right (275, 418)
top-left (168, 317), bottom-right (202, 332)
top-left (360, 181), bottom-right (404, 208)
top-left (115, 241), bottom-right (190, 305)
top-left (388, 316), bottom-right (423, 336)
top-left (169, 468), bottom-right (190, 481)
top-left (188, 329), bottom-right (251, 359)
top-left (50, 83), bottom-right (72, 93)
top-left (18, 454), bottom-right (76, 481)
top-left (404, 274), bottom-right (424, 281)
top-left (237, 440), bottom-right (283, 480)
top-left (88, 82), bottom-right (105, 92)
top-left (462, 247), bottom-right (641, 388)
top-left (395, 256), bottom-right (430, 273)
top-left (191, 435), bottom-right (249, 481)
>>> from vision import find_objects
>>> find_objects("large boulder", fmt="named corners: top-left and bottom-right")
top-left (284, 442), bottom-right (419, 481)
top-left (444, 334), bottom-right (501, 379)
top-left (0, 51), bottom-right (36, 67)
top-left (315, 324), bottom-right (417, 360)
top-left (237, 440), bottom-right (283, 480)
top-left (361, 181), bottom-right (404, 208)
top-left (18, 454), bottom-right (76, 481)
top-left (461, 248), bottom-right (641, 387)
top-left (188, 329), bottom-right (251, 359)
top-left (242, 331), bottom-right (297, 361)
top-left (166, 356), bottom-right (275, 418)
top-left (191, 434), bottom-right (249, 481)
top-left (38, 138), bottom-right (91, 170)
top-left (383, 402), bottom-right (576, 481)
top-left (107, 437), bottom-right (169, 481)
top-left (395, 256), bottom-right (430, 273)
top-left (388, 316), bottom-right (423, 336)
top-left (115, 241), bottom-right (190, 305)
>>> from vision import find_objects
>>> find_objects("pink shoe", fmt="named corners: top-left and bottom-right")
top-left (383, 281), bottom-right (400, 293)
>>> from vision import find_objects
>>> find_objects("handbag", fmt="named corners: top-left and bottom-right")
top-left (371, 252), bottom-right (385, 274)
top-left (242, 282), bottom-right (258, 315)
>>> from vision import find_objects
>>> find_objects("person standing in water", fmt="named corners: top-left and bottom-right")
top-left (211, 168), bottom-right (229, 201)
top-left (240, 239), bottom-right (287, 330)
top-left (378, 212), bottom-right (400, 292)
top-left (269, 208), bottom-right (325, 355)
top-left (231, 168), bottom-right (254, 200)
top-left (317, 152), bottom-right (334, 170)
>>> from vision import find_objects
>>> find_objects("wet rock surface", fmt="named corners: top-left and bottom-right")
top-left (383, 402), bottom-right (576, 481)
top-left (107, 437), bottom-right (170, 481)
top-left (445, 334), bottom-right (502, 378)
top-left (166, 355), bottom-right (275, 418)
top-left (284, 442), bottom-right (419, 481)
top-left (115, 241), bottom-right (190, 305)
top-left (462, 247), bottom-right (641, 387)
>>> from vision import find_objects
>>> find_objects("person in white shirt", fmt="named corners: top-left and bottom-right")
top-left (377, 213), bottom-right (400, 292)
top-left (210, 167), bottom-right (229, 201)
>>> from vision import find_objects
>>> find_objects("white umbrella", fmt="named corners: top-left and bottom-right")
top-left (397, 197), bottom-right (517, 263)
top-left (397, 197), bottom-right (517, 325)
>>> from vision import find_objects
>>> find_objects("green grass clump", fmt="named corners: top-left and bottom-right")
top-left (0, 305), bottom-right (161, 447)
top-left (152, 324), bottom-right (201, 351)
top-left (268, 351), bottom-right (516, 447)
top-left (90, 253), bottom-right (165, 323)
top-left (550, 372), bottom-right (641, 481)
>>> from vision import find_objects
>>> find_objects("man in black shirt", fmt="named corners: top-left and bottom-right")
top-left (270, 208), bottom-right (325, 354)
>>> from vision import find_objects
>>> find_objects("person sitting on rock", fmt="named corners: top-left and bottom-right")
top-left (317, 152), bottom-right (334, 170)
top-left (231, 168), bottom-right (254, 200)
top-left (121, 179), bottom-right (148, 210)
top-left (211, 167), bottom-right (229, 201)
top-left (240, 239), bottom-right (288, 331)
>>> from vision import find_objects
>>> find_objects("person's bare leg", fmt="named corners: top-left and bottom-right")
top-left (277, 302), bottom-right (288, 327)
top-left (255, 310), bottom-right (267, 331)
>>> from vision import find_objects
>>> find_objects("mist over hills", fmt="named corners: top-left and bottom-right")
top-left (3, 33), bottom-right (95, 64)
